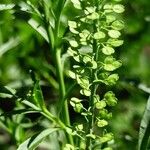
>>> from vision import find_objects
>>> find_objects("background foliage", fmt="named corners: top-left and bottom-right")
top-left (0, 0), bottom-right (150, 149)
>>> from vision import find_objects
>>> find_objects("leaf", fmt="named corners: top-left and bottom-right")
top-left (0, 86), bottom-right (16, 98)
top-left (0, 38), bottom-right (20, 57)
top-left (22, 100), bottom-right (40, 111)
top-left (0, 4), bottom-right (15, 11)
top-left (138, 84), bottom-right (150, 94)
top-left (33, 81), bottom-right (46, 110)
top-left (0, 109), bottom-right (40, 117)
top-left (138, 96), bottom-right (150, 150)
top-left (17, 128), bottom-right (60, 150)
top-left (28, 19), bottom-right (49, 43)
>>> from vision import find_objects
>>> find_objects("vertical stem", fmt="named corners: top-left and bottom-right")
top-left (86, 18), bottom-right (98, 149)
top-left (43, 0), bottom-right (73, 145)
top-left (54, 47), bottom-right (74, 145)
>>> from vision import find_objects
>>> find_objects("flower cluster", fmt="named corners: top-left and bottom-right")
top-left (67, 0), bottom-right (124, 149)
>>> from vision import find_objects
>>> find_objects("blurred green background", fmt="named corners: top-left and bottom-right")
top-left (0, 0), bottom-right (150, 150)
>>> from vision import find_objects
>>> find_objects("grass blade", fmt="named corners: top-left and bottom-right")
top-left (138, 96), bottom-right (150, 150)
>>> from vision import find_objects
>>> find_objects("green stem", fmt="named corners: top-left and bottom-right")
top-left (54, 47), bottom-right (74, 146)
top-left (86, 19), bottom-right (98, 149)
top-left (43, 0), bottom-right (73, 145)
top-left (42, 108), bottom-right (66, 129)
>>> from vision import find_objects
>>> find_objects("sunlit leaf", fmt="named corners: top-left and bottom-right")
top-left (0, 4), bottom-right (15, 11)
top-left (28, 19), bottom-right (49, 42)
top-left (0, 38), bottom-right (20, 57)
top-left (0, 86), bottom-right (16, 98)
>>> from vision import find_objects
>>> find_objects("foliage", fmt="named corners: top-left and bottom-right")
top-left (0, 0), bottom-right (150, 150)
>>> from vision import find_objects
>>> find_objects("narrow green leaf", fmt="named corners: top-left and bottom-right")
top-left (28, 19), bottom-right (49, 42)
top-left (0, 86), bottom-right (16, 98)
top-left (17, 128), bottom-right (60, 150)
top-left (0, 4), bottom-right (15, 11)
top-left (0, 109), bottom-right (40, 117)
top-left (138, 96), bottom-right (150, 150)
top-left (0, 38), bottom-right (20, 57)
top-left (33, 81), bottom-right (46, 110)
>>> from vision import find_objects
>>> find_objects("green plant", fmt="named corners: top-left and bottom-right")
top-left (0, 0), bottom-right (125, 149)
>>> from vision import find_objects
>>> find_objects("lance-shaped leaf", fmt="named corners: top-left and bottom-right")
top-left (17, 128), bottom-right (60, 150)
top-left (33, 81), bottom-right (46, 110)
top-left (0, 109), bottom-right (40, 117)
top-left (28, 19), bottom-right (49, 43)
top-left (0, 37), bottom-right (20, 57)
top-left (0, 86), bottom-right (16, 98)
top-left (138, 96), bottom-right (150, 150)
top-left (0, 4), bottom-right (15, 11)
